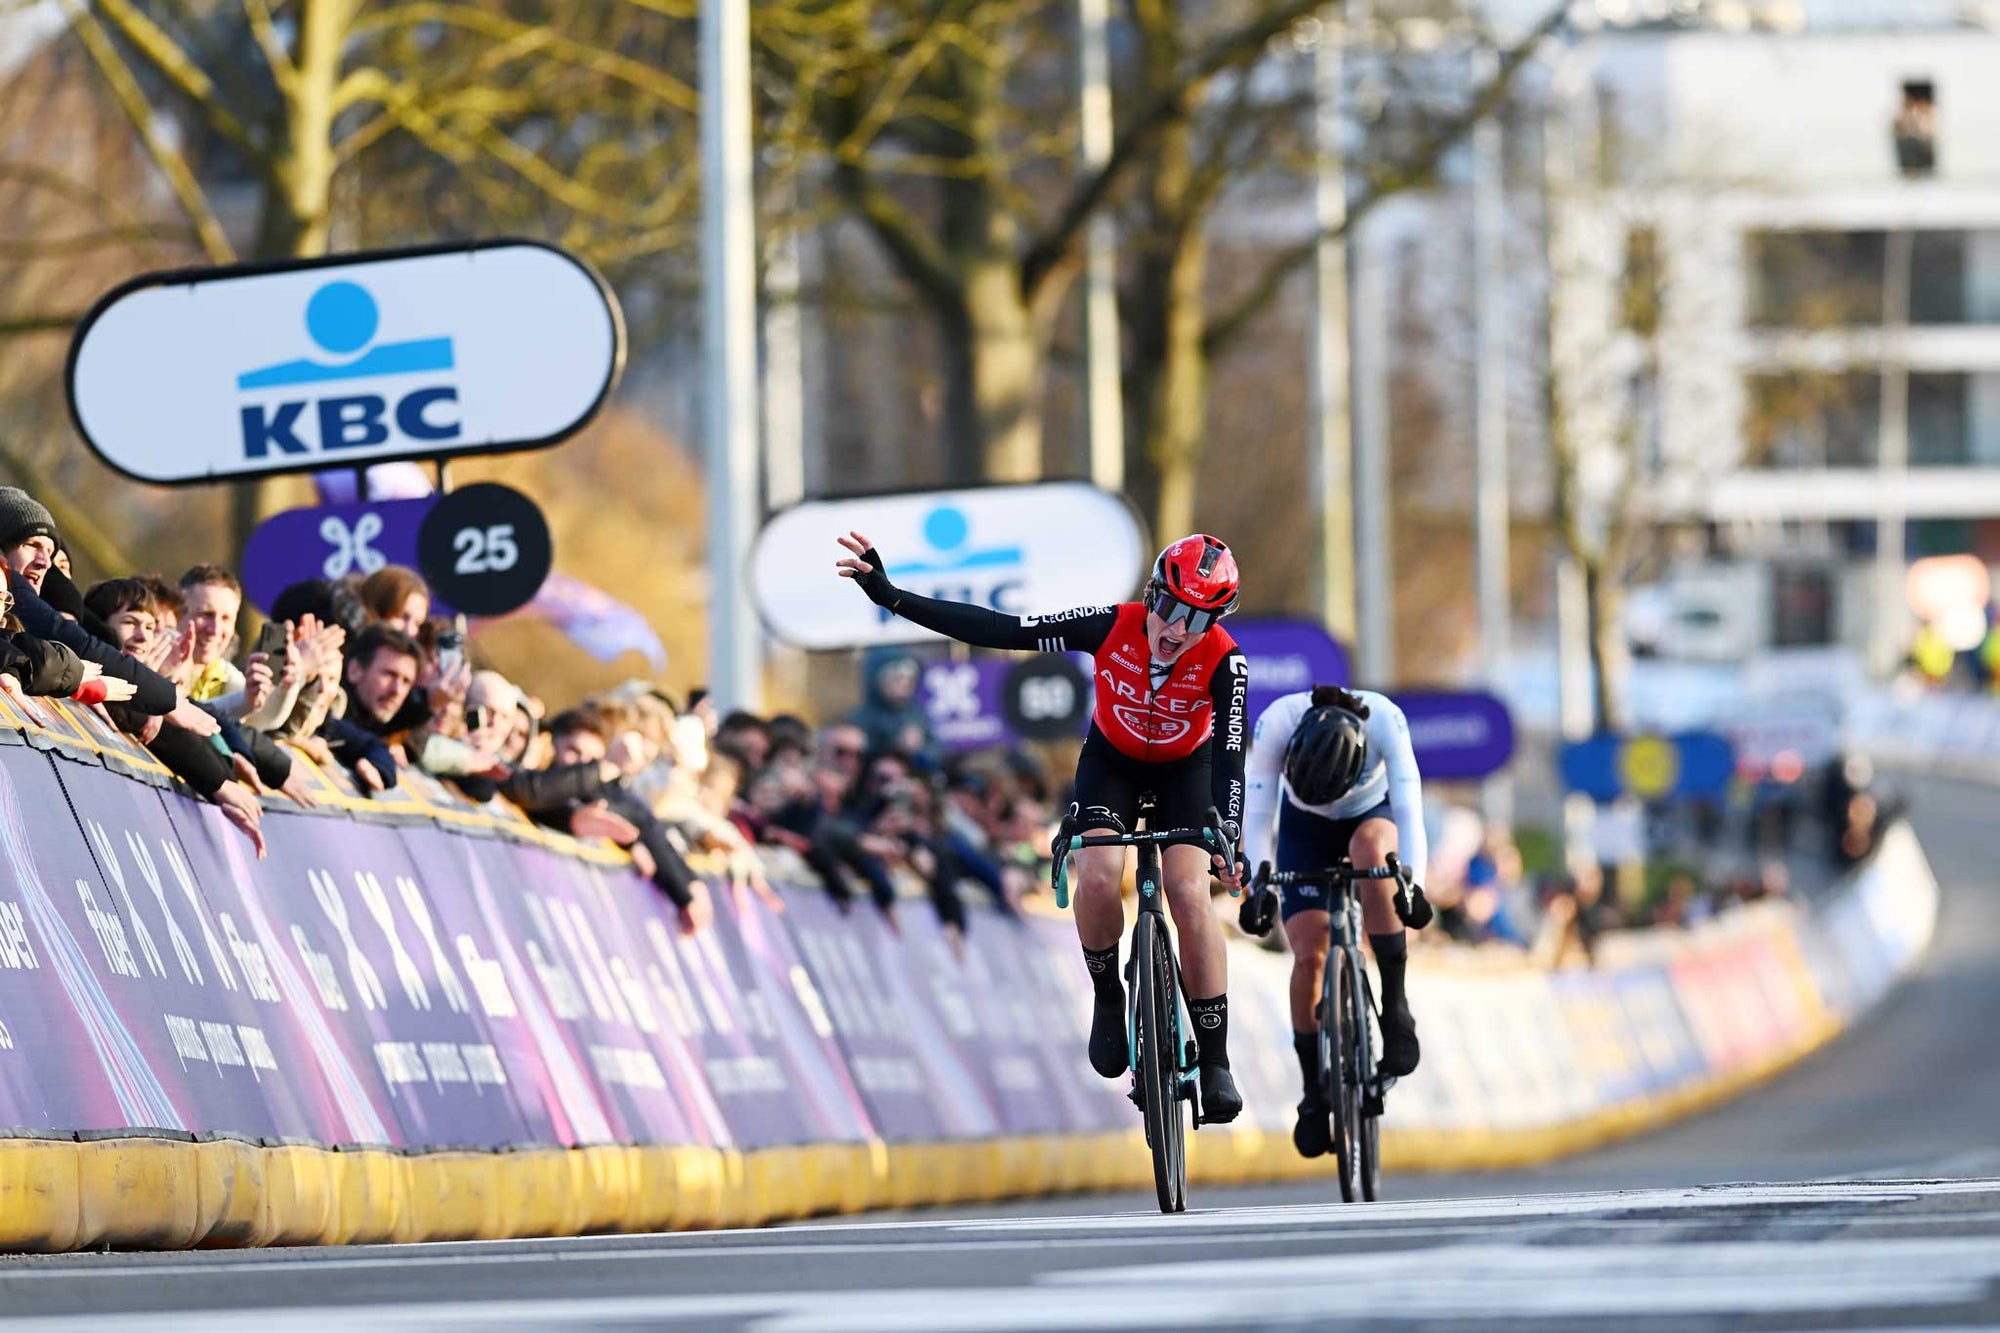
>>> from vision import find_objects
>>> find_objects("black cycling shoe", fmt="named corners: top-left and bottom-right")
top-left (1293, 1095), bottom-right (1332, 1158)
top-left (1378, 998), bottom-right (1420, 1078)
top-left (1198, 1064), bottom-right (1243, 1124)
top-left (1088, 997), bottom-right (1129, 1078)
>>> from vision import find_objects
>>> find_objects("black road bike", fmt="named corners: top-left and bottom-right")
top-left (1247, 855), bottom-right (1427, 1202)
top-left (1053, 797), bottom-right (1236, 1214)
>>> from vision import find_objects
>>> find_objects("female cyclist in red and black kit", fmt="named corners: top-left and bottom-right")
top-left (838, 530), bottom-right (1251, 1121)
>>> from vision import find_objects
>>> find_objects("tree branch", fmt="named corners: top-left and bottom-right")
top-left (830, 158), bottom-right (965, 316)
top-left (1019, 0), bottom-right (1334, 302)
top-left (346, 4), bottom-right (698, 112)
top-left (1203, 1), bottom-right (1569, 355)
top-left (59, 0), bottom-right (236, 262)
top-left (239, 0), bottom-right (299, 98)
top-left (0, 313), bottom-right (87, 338)
top-left (82, 0), bottom-right (262, 156)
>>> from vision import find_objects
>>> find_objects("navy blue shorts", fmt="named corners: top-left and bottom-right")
top-left (1274, 798), bottom-right (1394, 922)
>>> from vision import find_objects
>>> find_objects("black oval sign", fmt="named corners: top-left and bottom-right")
top-left (417, 482), bottom-right (553, 616)
top-left (1001, 653), bottom-right (1090, 741)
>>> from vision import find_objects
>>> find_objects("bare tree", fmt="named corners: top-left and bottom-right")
top-left (763, 0), bottom-right (1337, 483)
top-left (1120, 1), bottom-right (1568, 541)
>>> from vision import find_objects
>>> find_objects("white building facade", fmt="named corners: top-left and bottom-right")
top-left (1553, 14), bottom-right (2000, 661)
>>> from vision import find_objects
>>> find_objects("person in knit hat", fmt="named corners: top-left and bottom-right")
top-left (0, 488), bottom-right (59, 594)
top-left (0, 488), bottom-right (213, 736)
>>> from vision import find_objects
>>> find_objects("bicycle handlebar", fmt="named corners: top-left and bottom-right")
top-left (1248, 853), bottom-right (1433, 931)
top-left (1051, 808), bottom-right (1239, 910)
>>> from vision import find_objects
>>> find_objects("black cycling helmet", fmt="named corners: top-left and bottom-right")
top-left (1283, 705), bottom-right (1370, 805)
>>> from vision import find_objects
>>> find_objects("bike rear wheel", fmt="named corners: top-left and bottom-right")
top-left (1133, 914), bottom-right (1186, 1213)
top-left (1325, 947), bottom-right (1362, 1203)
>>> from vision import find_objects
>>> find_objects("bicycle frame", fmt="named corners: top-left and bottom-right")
top-left (1053, 815), bottom-right (1226, 1099)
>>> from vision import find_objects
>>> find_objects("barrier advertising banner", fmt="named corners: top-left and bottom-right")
top-left (0, 693), bottom-right (1939, 1251)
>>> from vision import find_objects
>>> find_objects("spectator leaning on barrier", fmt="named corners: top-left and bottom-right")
top-left (539, 709), bottom-right (712, 935)
top-left (81, 577), bottom-right (268, 856)
top-left (0, 489), bottom-right (210, 737)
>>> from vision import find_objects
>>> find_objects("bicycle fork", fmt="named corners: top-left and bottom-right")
top-left (1126, 874), bottom-right (1205, 1127)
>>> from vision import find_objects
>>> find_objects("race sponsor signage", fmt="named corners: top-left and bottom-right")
top-left (241, 497), bottom-right (436, 616)
top-left (1395, 690), bottom-right (1516, 782)
top-left (750, 482), bottom-right (1147, 650)
top-left (66, 241), bottom-right (623, 485)
top-left (1001, 653), bottom-right (1091, 742)
top-left (416, 483), bottom-right (553, 617)
top-left (1560, 731), bottom-right (1736, 802)
top-left (1226, 619), bottom-right (1351, 726)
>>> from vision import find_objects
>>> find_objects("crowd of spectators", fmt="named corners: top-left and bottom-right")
top-left (0, 484), bottom-right (1058, 944)
top-left (0, 478), bottom-right (1899, 962)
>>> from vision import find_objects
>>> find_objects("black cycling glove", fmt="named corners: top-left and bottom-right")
top-left (847, 546), bottom-right (903, 611)
top-left (1238, 887), bottom-right (1278, 938)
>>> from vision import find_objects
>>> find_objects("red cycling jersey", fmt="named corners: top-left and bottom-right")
top-left (1089, 602), bottom-right (1240, 763)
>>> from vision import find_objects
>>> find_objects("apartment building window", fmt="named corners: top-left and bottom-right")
top-left (1748, 229), bottom-right (2000, 327)
top-left (1745, 370), bottom-right (1996, 469)
top-left (1894, 80), bottom-right (1937, 179)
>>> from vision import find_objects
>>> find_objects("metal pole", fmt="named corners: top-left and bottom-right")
top-left (702, 0), bottom-right (764, 712)
top-left (1309, 16), bottom-right (1357, 647)
top-left (1349, 42), bottom-right (1393, 686)
top-left (763, 183), bottom-right (807, 513)
top-left (1078, 0), bottom-right (1124, 492)
top-left (1873, 228), bottom-right (1913, 677)
top-left (1472, 43), bottom-right (1513, 828)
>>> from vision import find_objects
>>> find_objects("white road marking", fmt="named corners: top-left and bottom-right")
top-left (3, 1180), bottom-right (1996, 1330)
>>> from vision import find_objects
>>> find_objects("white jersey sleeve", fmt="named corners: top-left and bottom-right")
top-left (1360, 693), bottom-right (1428, 887)
top-left (1241, 691), bottom-right (1310, 873)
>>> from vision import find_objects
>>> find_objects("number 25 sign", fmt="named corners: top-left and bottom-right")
top-left (243, 484), bottom-right (553, 618)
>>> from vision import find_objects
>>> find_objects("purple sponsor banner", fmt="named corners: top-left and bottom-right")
top-left (241, 498), bottom-right (436, 617)
top-left (45, 763), bottom-right (323, 1140)
top-left (0, 749), bottom-right (145, 1133)
top-left (465, 839), bottom-right (722, 1147)
top-left (163, 802), bottom-right (404, 1145)
top-left (918, 659), bottom-right (1014, 753)
top-left (953, 913), bottom-right (1130, 1133)
top-left (665, 880), bottom-right (860, 1147)
top-left (1230, 619), bottom-right (1351, 729)
top-left (231, 810), bottom-right (537, 1147)
top-left (398, 829), bottom-right (620, 1146)
top-left (718, 882), bottom-right (874, 1144)
top-left (779, 891), bottom-right (991, 1140)
top-left (1396, 689), bottom-right (1517, 782)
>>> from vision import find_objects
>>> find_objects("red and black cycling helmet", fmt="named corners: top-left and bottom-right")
top-left (1144, 534), bottom-right (1240, 635)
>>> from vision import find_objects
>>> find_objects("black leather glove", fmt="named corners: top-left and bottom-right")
top-left (848, 546), bottom-right (903, 611)
top-left (1396, 882), bottom-right (1433, 930)
top-left (1238, 887), bottom-right (1278, 938)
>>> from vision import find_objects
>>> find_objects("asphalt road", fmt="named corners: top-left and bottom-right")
top-left (2, 771), bottom-right (1995, 1330)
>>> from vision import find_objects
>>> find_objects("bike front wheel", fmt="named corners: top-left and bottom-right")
top-left (1356, 970), bottom-right (1382, 1202)
top-left (1325, 947), bottom-right (1363, 1203)
top-left (1133, 914), bottom-right (1186, 1214)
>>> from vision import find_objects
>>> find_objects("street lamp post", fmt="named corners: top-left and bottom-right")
top-left (701, 0), bottom-right (764, 712)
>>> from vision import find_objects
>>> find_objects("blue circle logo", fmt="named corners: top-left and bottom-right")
top-left (305, 281), bottom-right (379, 356)
top-left (923, 506), bottom-right (969, 552)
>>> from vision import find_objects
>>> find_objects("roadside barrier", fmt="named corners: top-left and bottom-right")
top-left (0, 692), bottom-right (1938, 1248)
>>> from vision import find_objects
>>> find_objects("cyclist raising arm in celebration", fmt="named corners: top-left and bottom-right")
top-left (837, 529), bottom-right (1250, 1122)
top-left (1240, 685), bottom-right (1428, 1158)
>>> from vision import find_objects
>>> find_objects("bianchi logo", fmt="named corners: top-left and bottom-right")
top-left (1196, 1011), bottom-right (1223, 1029)
top-left (1112, 704), bottom-right (1190, 745)
top-left (1022, 605), bottom-right (1111, 628)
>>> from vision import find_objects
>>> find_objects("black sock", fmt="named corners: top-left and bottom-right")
top-left (1371, 931), bottom-right (1408, 1008)
top-left (1293, 1030), bottom-right (1319, 1098)
top-left (1188, 994), bottom-right (1229, 1068)
top-left (1082, 944), bottom-right (1122, 1004)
